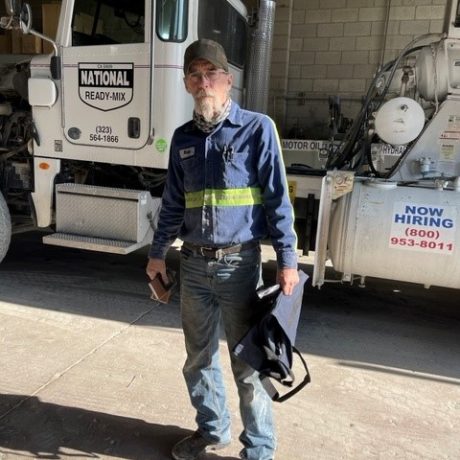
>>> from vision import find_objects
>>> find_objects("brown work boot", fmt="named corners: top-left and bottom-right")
top-left (171, 431), bottom-right (230, 460)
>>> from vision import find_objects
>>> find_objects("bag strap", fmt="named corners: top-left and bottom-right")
top-left (260, 347), bottom-right (311, 403)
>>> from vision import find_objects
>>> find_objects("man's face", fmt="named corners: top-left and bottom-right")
top-left (184, 58), bottom-right (233, 122)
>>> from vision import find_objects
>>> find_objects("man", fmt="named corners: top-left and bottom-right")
top-left (146, 38), bottom-right (299, 460)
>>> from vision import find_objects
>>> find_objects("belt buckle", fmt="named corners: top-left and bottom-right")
top-left (200, 246), bottom-right (216, 258)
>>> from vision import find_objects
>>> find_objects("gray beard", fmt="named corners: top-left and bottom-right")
top-left (195, 97), bottom-right (224, 122)
top-left (193, 99), bottom-right (232, 133)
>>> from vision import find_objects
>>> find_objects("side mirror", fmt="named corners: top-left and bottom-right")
top-left (4, 0), bottom-right (23, 16)
top-left (18, 2), bottom-right (32, 33)
top-left (2, 1), bottom-right (32, 32)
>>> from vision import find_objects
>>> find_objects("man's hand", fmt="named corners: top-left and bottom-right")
top-left (146, 258), bottom-right (168, 283)
top-left (277, 267), bottom-right (299, 296)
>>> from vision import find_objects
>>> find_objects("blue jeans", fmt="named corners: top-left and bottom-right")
top-left (180, 245), bottom-right (276, 460)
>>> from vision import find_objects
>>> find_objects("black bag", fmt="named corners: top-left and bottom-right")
top-left (233, 270), bottom-right (311, 402)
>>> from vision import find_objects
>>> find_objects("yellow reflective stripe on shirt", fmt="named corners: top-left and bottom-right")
top-left (185, 187), bottom-right (263, 208)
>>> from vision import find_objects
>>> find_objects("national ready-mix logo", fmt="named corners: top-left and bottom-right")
top-left (78, 63), bottom-right (133, 111)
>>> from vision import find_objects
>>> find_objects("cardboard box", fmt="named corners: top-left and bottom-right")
top-left (74, 12), bottom-right (103, 36)
top-left (42, 3), bottom-right (61, 54)
top-left (11, 29), bottom-right (22, 53)
top-left (9, 29), bottom-right (42, 54)
top-left (0, 31), bottom-right (12, 53)
top-left (22, 34), bottom-right (42, 54)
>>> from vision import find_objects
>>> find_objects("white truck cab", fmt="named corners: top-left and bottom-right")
top-left (0, 0), bottom-right (249, 257)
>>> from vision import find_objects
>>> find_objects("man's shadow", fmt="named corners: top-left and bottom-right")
top-left (0, 394), bottom-right (238, 459)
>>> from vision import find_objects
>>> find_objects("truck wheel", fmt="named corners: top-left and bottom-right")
top-left (0, 192), bottom-right (11, 263)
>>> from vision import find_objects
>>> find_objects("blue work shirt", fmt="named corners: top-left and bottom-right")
top-left (149, 101), bottom-right (298, 268)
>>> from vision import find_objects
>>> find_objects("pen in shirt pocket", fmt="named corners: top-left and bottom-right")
top-left (223, 144), bottom-right (234, 161)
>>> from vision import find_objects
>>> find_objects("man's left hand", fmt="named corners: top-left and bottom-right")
top-left (277, 268), bottom-right (299, 295)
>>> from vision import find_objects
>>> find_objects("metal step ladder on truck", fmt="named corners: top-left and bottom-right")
top-left (282, 0), bottom-right (460, 291)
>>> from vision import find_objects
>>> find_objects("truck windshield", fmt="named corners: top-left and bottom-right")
top-left (72, 0), bottom-right (145, 46)
top-left (156, 0), bottom-right (188, 42)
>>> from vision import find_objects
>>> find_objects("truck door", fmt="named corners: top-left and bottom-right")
top-left (62, 0), bottom-right (151, 150)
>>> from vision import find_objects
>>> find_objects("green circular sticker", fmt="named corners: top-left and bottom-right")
top-left (155, 138), bottom-right (168, 153)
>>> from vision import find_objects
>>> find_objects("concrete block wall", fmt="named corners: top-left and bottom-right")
top-left (270, 0), bottom-right (448, 138)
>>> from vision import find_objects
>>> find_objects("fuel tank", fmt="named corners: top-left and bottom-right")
top-left (328, 181), bottom-right (460, 289)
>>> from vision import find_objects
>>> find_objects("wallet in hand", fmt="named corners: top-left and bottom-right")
top-left (148, 271), bottom-right (176, 303)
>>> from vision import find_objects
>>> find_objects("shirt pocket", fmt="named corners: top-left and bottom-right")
top-left (181, 156), bottom-right (203, 192)
top-left (223, 150), bottom-right (253, 187)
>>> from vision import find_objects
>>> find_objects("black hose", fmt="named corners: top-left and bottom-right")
top-left (326, 41), bottom-right (440, 171)
top-left (326, 60), bottom-right (394, 169)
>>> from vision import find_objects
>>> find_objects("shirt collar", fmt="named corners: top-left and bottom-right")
top-left (225, 100), bottom-right (244, 127)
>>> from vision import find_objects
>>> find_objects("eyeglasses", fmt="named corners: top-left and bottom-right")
top-left (186, 69), bottom-right (228, 83)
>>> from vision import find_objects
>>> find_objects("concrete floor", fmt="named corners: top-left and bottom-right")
top-left (0, 231), bottom-right (459, 460)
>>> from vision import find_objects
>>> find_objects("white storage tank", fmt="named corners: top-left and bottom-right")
top-left (328, 181), bottom-right (460, 289)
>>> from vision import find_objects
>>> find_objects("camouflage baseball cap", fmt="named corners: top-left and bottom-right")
top-left (183, 39), bottom-right (228, 74)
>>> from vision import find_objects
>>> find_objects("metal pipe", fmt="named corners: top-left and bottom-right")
top-left (245, 0), bottom-right (276, 113)
top-left (443, 0), bottom-right (457, 33)
top-left (379, 0), bottom-right (392, 71)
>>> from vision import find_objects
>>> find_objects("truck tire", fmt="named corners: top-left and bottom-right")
top-left (0, 192), bottom-right (11, 264)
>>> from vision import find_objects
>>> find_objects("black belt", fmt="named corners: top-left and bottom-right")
top-left (182, 241), bottom-right (259, 259)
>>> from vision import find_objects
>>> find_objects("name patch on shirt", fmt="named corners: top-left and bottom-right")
top-left (179, 147), bottom-right (195, 159)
